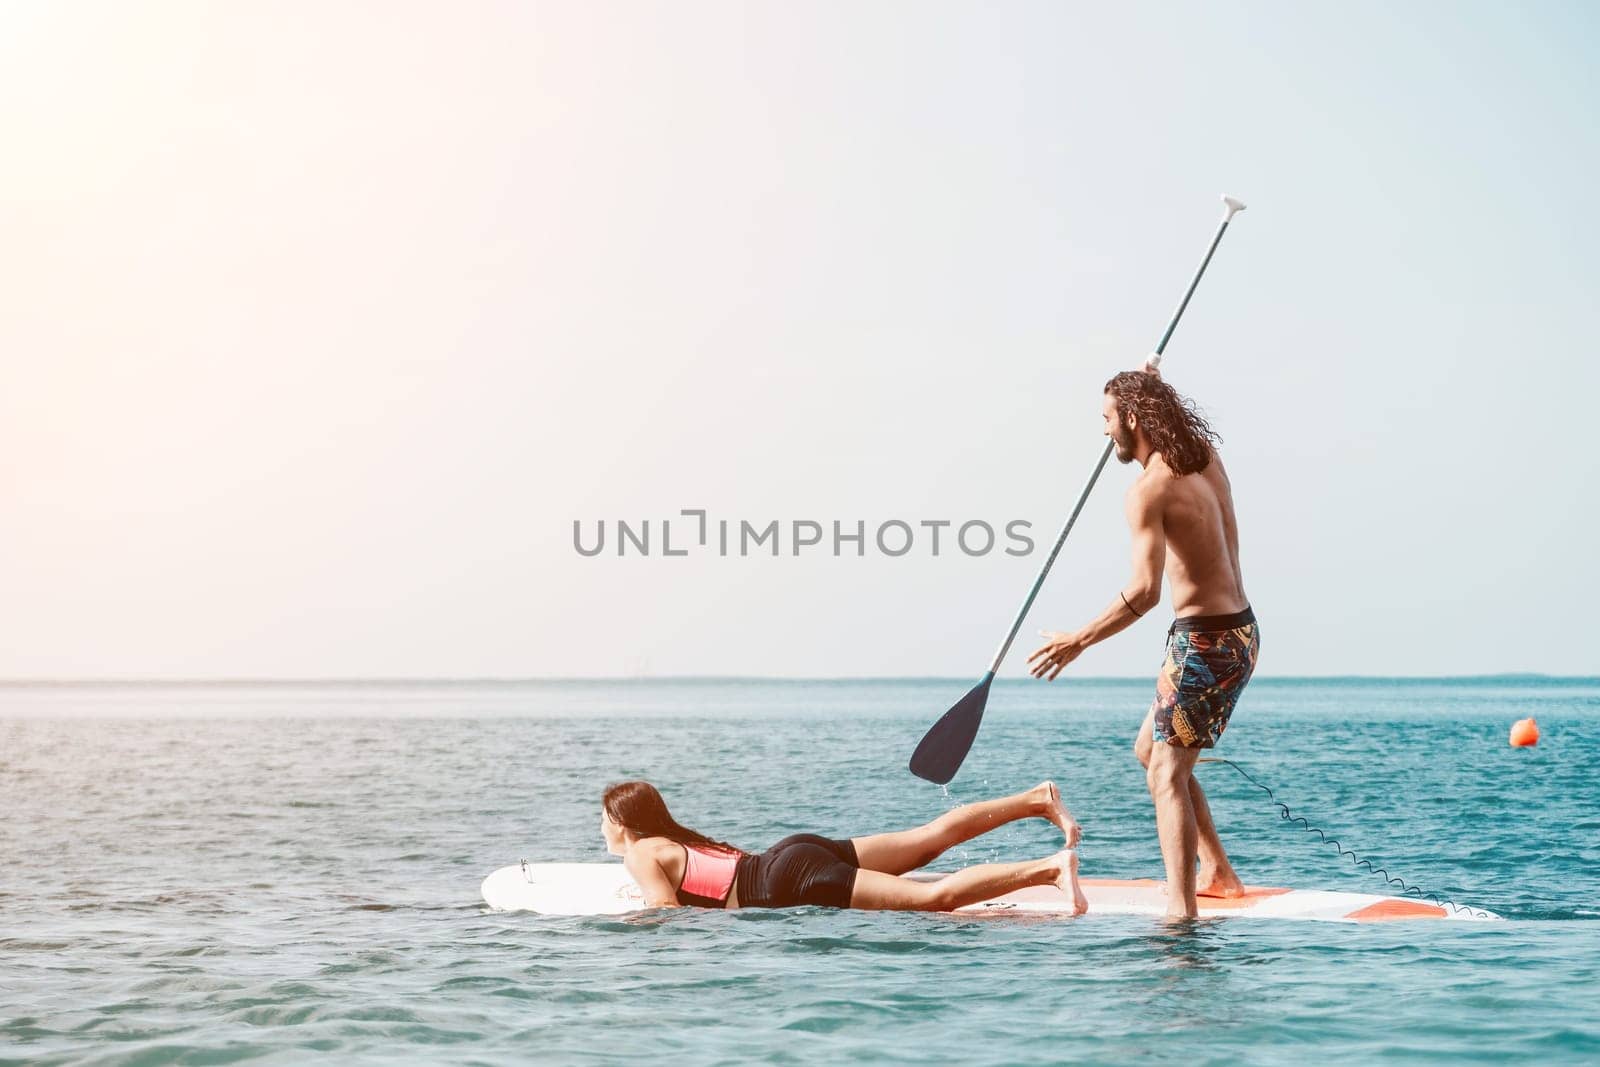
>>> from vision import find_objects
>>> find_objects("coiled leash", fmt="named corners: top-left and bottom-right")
top-left (1200, 757), bottom-right (1495, 920)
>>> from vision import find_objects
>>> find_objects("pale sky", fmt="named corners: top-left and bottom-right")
top-left (3, 1), bottom-right (1597, 679)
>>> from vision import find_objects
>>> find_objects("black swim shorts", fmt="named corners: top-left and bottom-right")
top-left (734, 833), bottom-right (859, 909)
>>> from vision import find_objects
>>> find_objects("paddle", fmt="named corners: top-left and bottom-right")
top-left (908, 194), bottom-right (1249, 784)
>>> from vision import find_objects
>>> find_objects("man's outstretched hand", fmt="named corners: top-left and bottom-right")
top-left (1028, 630), bottom-right (1086, 681)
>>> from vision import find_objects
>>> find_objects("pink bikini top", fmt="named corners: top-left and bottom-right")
top-left (679, 844), bottom-right (743, 908)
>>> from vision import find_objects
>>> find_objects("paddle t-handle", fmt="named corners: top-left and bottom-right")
top-left (909, 193), bottom-right (1249, 784)
top-left (1146, 193), bottom-right (1246, 372)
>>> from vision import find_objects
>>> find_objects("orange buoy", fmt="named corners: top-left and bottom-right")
top-left (1509, 717), bottom-right (1539, 747)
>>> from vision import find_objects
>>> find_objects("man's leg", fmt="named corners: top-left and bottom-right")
top-left (1146, 741), bottom-right (1203, 918)
top-left (1189, 774), bottom-right (1244, 898)
top-left (1136, 709), bottom-right (1243, 899)
top-left (1133, 708), bottom-right (1156, 769)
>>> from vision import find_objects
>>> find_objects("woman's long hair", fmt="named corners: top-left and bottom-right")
top-left (602, 781), bottom-right (742, 854)
top-left (1104, 371), bottom-right (1221, 476)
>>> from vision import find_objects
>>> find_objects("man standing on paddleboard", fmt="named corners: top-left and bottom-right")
top-left (1026, 365), bottom-right (1258, 919)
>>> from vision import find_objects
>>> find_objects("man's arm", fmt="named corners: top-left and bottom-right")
top-left (1027, 487), bottom-right (1165, 681)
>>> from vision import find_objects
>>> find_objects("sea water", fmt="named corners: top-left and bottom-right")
top-left (3, 677), bottom-right (1598, 1065)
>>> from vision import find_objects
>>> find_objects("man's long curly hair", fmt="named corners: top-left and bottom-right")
top-left (1104, 371), bottom-right (1221, 476)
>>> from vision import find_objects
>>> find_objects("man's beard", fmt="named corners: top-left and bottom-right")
top-left (1112, 425), bottom-right (1136, 464)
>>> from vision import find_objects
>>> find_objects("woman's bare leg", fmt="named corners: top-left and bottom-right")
top-left (851, 782), bottom-right (1080, 875)
top-left (848, 849), bottom-right (1085, 914)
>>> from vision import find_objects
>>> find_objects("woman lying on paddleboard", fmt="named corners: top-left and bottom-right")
top-left (601, 780), bottom-right (1088, 913)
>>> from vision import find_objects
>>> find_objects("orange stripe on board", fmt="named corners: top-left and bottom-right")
top-left (1346, 899), bottom-right (1447, 922)
top-left (1080, 879), bottom-right (1293, 909)
top-left (1195, 886), bottom-right (1293, 910)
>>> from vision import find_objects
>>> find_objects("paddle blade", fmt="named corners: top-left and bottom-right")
top-left (908, 673), bottom-right (994, 784)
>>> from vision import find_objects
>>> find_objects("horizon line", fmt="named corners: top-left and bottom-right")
top-left (0, 672), bottom-right (1591, 688)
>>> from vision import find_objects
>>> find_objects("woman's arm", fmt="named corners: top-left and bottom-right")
top-left (624, 845), bottom-right (682, 909)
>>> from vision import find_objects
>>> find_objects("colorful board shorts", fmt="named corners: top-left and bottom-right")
top-left (1149, 607), bottom-right (1259, 749)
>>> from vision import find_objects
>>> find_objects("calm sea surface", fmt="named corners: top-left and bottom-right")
top-left (3, 678), bottom-right (1598, 1065)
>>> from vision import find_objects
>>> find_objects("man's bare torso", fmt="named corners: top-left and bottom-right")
top-left (1133, 449), bottom-right (1248, 618)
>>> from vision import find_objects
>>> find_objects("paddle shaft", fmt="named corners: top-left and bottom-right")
top-left (985, 198), bottom-right (1245, 673)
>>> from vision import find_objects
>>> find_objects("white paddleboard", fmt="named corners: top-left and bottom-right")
top-left (482, 862), bottom-right (1500, 923)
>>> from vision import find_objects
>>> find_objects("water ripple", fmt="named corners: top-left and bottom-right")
top-left (3, 679), bottom-right (1598, 1063)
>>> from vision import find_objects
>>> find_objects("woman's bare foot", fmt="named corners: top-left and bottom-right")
top-left (1031, 781), bottom-right (1082, 847)
top-left (1052, 849), bottom-right (1089, 915)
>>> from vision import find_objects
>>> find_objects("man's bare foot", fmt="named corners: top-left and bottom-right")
top-left (1052, 849), bottom-right (1089, 916)
top-left (1196, 867), bottom-right (1246, 899)
top-left (1152, 883), bottom-right (1199, 918)
top-left (1031, 781), bottom-right (1082, 847)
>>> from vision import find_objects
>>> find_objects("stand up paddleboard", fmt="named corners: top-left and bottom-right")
top-left (481, 862), bottom-right (1500, 923)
